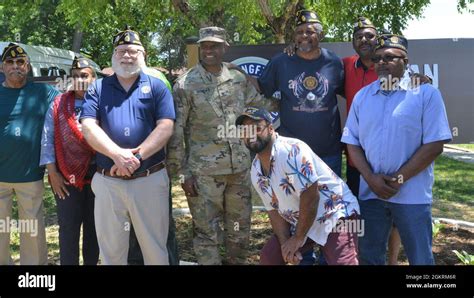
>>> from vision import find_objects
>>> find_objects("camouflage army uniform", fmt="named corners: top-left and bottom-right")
top-left (168, 62), bottom-right (275, 265)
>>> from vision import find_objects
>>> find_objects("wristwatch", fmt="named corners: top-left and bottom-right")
top-left (134, 153), bottom-right (143, 162)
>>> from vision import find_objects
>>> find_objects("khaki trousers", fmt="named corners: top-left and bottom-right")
top-left (91, 169), bottom-right (169, 265)
top-left (0, 180), bottom-right (48, 265)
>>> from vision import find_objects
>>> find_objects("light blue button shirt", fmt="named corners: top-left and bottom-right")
top-left (341, 80), bottom-right (452, 204)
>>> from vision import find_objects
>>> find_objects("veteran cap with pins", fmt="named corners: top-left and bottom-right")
top-left (1, 42), bottom-right (28, 62)
top-left (71, 56), bottom-right (92, 69)
top-left (353, 16), bottom-right (376, 35)
top-left (375, 34), bottom-right (408, 52)
top-left (113, 25), bottom-right (142, 47)
top-left (295, 10), bottom-right (322, 27)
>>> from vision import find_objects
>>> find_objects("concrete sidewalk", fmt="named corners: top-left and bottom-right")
top-left (442, 145), bottom-right (474, 164)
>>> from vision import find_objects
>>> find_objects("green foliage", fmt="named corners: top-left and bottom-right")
top-left (452, 250), bottom-right (474, 265)
top-left (457, 0), bottom-right (474, 13)
top-left (1, 0), bottom-right (469, 71)
top-left (432, 220), bottom-right (444, 238)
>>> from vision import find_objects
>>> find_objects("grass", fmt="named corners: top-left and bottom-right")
top-left (450, 144), bottom-right (474, 151)
top-left (7, 151), bottom-right (474, 264)
top-left (432, 155), bottom-right (474, 221)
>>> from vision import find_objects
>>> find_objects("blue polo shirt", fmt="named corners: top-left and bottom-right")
top-left (341, 81), bottom-right (452, 204)
top-left (80, 71), bottom-right (175, 171)
top-left (258, 49), bottom-right (344, 158)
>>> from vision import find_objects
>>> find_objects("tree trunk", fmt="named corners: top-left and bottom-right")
top-left (72, 25), bottom-right (83, 53)
top-left (171, 0), bottom-right (200, 28)
top-left (275, 33), bottom-right (286, 44)
top-left (257, 0), bottom-right (304, 44)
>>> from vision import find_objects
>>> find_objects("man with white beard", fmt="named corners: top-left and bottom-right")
top-left (80, 26), bottom-right (175, 265)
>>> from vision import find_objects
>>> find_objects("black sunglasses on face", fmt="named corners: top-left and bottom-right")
top-left (371, 55), bottom-right (406, 63)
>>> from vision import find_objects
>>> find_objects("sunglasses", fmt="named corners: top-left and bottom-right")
top-left (371, 55), bottom-right (406, 63)
top-left (354, 32), bottom-right (376, 41)
top-left (4, 58), bottom-right (27, 66)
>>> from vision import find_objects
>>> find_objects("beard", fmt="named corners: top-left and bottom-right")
top-left (297, 41), bottom-right (316, 53)
top-left (111, 55), bottom-right (145, 79)
top-left (245, 134), bottom-right (272, 154)
top-left (357, 44), bottom-right (374, 58)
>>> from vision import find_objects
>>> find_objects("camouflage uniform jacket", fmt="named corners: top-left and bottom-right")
top-left (168, 62), bottom-right (276, 179)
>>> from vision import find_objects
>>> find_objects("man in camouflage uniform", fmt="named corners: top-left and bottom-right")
top-left (168, 26), bottom-right (276, 265)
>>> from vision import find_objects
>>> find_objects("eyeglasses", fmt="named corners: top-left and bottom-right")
top-left (4, 58), bottom-right (27, 66)
top-left (114, 49), bottom-right (143, 58)
top-left (371, 55), bottom-right (406, 63)
top-left (354, 33), bottom-right (376, 41)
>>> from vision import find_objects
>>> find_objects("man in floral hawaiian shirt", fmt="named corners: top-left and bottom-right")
top-left (236, 107), bottom-right (360, 265)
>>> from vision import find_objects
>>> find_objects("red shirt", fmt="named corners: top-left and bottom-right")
top-left (343, 54), bottom-right (378, 114)
top-left (342, 54), bottom-right (378, 166)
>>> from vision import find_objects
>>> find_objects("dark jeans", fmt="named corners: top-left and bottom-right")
top-left (128, 184), bottom-right (179, 265)
top-left (358, 199), bottom-right (434, 265)
top-left (56, 183), bottom-right (99, 265)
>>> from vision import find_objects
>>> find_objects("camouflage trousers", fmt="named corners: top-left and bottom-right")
top-left (187, 171), bottom-right (251, 265)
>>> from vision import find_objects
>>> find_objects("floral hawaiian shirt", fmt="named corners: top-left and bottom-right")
top-left (251, 134), bottom-right (360, 246)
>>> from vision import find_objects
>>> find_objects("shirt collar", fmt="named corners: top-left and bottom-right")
top-left (354, 55), bottom-right (373, 71)
top-left (197, 62), bottom-right (232, 84)
top-left (254, 133), bottom-right (279, 177)
top-left (372, 69), bottom-right (413, 95)
top-left (105, 70), bottom-right (148, 87)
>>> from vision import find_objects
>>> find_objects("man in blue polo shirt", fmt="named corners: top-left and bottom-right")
top-left (342, 34), bottom-right (452, 265)
top-left (257, 10), bottom-right (345, 177)
top-left (80, 26), bottom-right (175, 265)
top-left (0, 43), bottom-right (59, 265)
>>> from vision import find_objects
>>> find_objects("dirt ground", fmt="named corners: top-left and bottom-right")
top-left (175, 211), bottom-right (474, 265)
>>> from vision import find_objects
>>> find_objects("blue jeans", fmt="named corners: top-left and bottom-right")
top-left (299, 250), bottom-right (316, 265)
top-left (321, 154), bottom-right (342, 178)
top-left (358, 199), bottom-right (434, 265)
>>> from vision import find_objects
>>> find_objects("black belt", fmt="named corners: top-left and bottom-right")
top-left (97, 162), bottom-right (165, 180)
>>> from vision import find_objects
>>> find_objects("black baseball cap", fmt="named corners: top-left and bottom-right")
top-left (235, 107), bottom-right (273, 126)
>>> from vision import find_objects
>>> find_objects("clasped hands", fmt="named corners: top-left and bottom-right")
top-left (366, 173), bottom-right (403, 200)
top-left (110, 147), bottom-right (141, 177)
